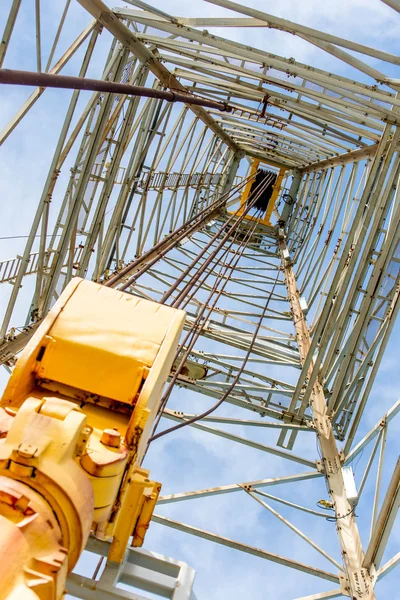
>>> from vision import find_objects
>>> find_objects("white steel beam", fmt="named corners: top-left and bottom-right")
top-left (68, 538), bottom-right (197, 600)
top-left (345, 399), bottom-right (400, 463)
top-left (0, 0), bottom-right (22, 68)
top-left (363, 457), bottom-right (400, 570)
top-left (158, 48), bottom-right (393, 124)
top-left (161, 409), bottom-right (316, 468)
top-left (152, 514), bottom-right (340, 584)
top-left (377, 552), bottom-right (400, 580)
top-left (300, 145), bottom-right (379, 174)
top-left (244, 488), bottom-right (343, 570)
top-left (77, 0), bottom-right (240, 152)
top-left (163, 412), bottom-right (313, 432)
top-left (115, 8), bottom-right (399, 106)
top-left (157, 471), bottom-right (322, 505)
top-left (285, 124), bottom-right (397, 436)
top-left (188, 5), bottom-right (400, 66)
top-left (279, 239), bottom-right (375, 598)
top-left (293, 590), bottom-right (343, 600)
top-left (297, 33), bottom-right (392, 85)
top-left (357, 432), bottom-right (384, 500)
top-left (1, 2), bottom-right (399, 596)
top-left (253, 490), bottom-right (329, 519)
top-left (0, 20), bottom-right (96, 145)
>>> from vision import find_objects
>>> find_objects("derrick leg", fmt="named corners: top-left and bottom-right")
top-left (279, 239), bottom-right (375, 599)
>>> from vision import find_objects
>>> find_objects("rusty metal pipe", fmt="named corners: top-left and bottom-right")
top-left (0, 68), bottom-right (233, 112)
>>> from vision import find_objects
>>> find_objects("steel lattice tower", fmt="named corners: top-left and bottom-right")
top-left (0, 1), bottom-right (399, 599)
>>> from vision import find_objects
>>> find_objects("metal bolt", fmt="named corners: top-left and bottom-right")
top-left (100, 429), bottom-right (121, 448)
top-left (17, 444), bottom-right (37, 459)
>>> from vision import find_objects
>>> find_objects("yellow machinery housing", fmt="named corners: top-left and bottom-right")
top-left (237, 159), bottom-right (286, 226)
top-left (0, 278), bottom-right (185, 600)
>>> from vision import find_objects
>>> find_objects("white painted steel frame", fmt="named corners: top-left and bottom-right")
top-left (0, 1), bottom-right (399, 598)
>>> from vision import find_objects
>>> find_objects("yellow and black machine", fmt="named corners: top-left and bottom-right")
top-left (236, 159), bottom-right (286, 226)
top-left (0, 278), bottom-right (185, 599)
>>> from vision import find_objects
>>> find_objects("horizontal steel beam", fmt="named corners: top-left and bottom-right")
top-left (77, 0), bottom-right (240, 151)
top-left (157, 471), bottom-right (321, 504)
top-left (162, 409), bottom-right (317, 468)
top-left (293, 590), bottom-right (343, 600)
top-left (163, 412), bottom-right (313, 431)
top-left (198, 3), bottom-right (400, 66)
top-left (152, 514), bottom-right (340, 584)
top-left (300, 143), bottom-right (379, 173)
top-left (0, 20), bottom-right (96, 146)
top-left (245, 148), bottom-right (294, 169)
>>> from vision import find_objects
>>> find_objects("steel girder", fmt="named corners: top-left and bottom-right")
top-left (0, 1), bottom-right (399, 598)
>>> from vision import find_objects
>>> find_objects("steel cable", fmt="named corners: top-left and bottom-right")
top-left (147, 174), bottom-right (277, 440)
top-left (148, 207), bottom-right (264, 440)
top-left (149, 264), bottom-right (282, 443)
top-left (165, 172), bottom-right (276, 307)
top-left (105, 173), bottom-right (255, 289)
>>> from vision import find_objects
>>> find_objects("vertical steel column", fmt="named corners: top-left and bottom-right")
top-left (264, 167), bottom-right (286, 226)
top-left (280, 168), bottom-right (302, 225)
top-left (39, 45), bottom-right (130, 314)
top-left (220, 150), bottom-right (244, 196)
top-left (279, 238), bottom-right (375, 600)
top-left (0, 25), bottom-right (101, 340)
top-left (0, 0), bottom-right (22, 67)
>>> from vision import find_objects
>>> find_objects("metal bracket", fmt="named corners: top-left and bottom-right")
top-left (68, 538), bottom-right (197, 600)
top-left (339, 570), bottom-right (351, 596)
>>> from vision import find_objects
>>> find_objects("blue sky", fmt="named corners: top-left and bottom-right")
top-left (1, 1), bottom-right (399, 599)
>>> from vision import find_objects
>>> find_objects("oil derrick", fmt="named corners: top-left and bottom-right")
top-left (0, 1), bottom-right (399, 599)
